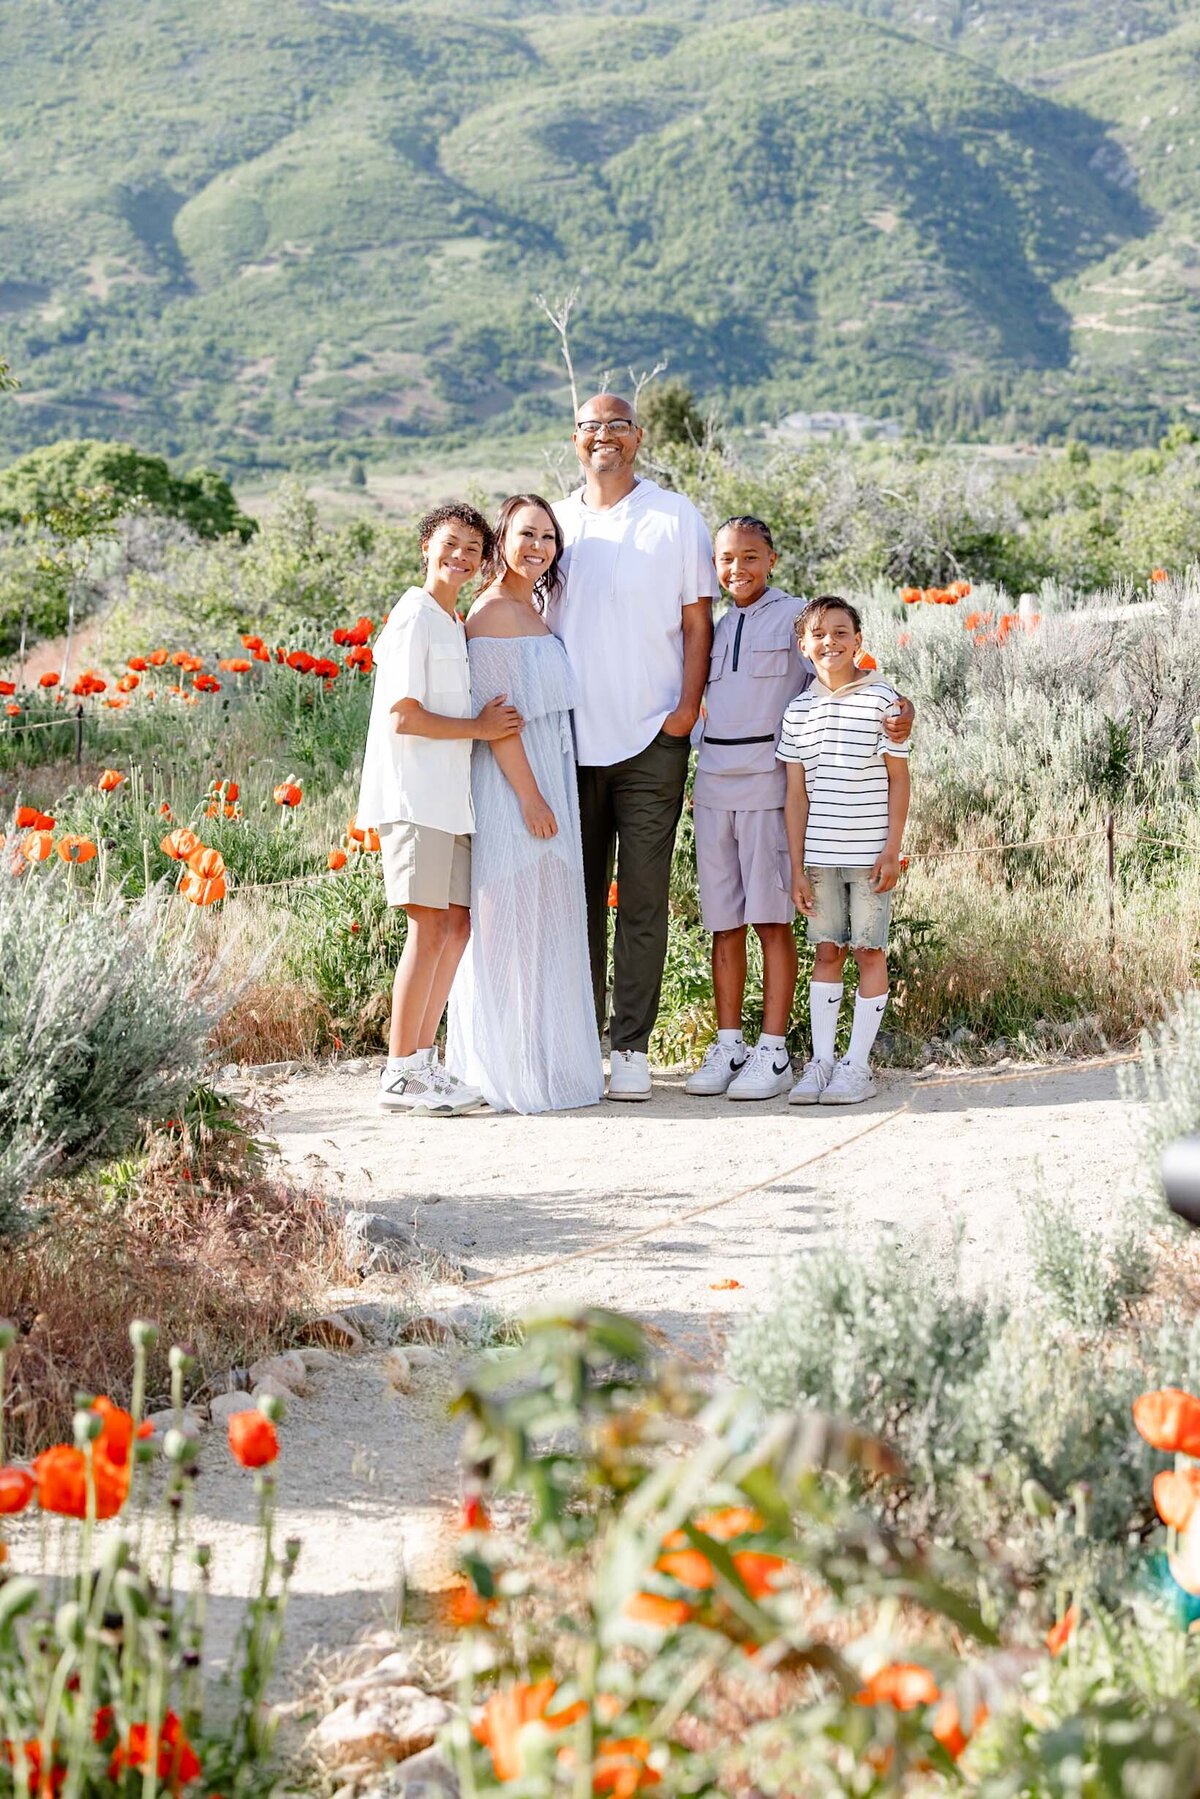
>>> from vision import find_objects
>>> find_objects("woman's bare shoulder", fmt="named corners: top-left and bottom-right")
top-left (466, 590), bottom-right (549, 639)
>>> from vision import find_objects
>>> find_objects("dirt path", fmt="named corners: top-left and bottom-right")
top-left (263, 1056), bottom-right (1140, 1359)
top-left (182, 1053), bottom-right (1141, 1687)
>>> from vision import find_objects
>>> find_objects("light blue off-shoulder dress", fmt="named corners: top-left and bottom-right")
top-left (447, 634), bottom-right (603, 1114)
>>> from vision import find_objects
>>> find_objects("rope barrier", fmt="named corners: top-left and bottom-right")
top-left (459, 1050), bottom-right (1140, 1293)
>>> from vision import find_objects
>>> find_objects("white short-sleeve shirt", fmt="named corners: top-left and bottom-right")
top-left (355, 587), bottom-right (474, 834)
top-left (548, 478), bottom-right (717, 767)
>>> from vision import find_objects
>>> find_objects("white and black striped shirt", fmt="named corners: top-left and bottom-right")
top-left (776, 679), bottom-right (909, 867)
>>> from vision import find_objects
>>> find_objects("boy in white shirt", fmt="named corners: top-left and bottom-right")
top-left (357, 503), bottom-right (523, 1115)
top-left (777, 596), bottom-right (911, 1106)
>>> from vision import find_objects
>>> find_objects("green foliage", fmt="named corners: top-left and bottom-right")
top-left (0, 868), bottom-right (223, 1237)
top-left (638, 380), bottom-right (717, 453)
top-left (0, 439), bottom-right (256, 540)
top-left (1122, 992), bottom-right (1200, 1200)
top-left (1023, 1187), bottom-right (1155, 1334)
top-left (1, 1), bottom-right (1199, 466)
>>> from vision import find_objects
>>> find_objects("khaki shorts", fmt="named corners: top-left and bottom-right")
top-left (378, 821), bottom-right (471, 910)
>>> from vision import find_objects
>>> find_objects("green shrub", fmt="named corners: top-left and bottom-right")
top-left (1122, 990), bottom-right (1200, 1200)
top-left (1023, 1187), bottom-right (1155, 1334)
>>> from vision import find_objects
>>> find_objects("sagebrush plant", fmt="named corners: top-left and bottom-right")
top-left (726, 1232), bottom-right (1164, 1586)
top-left (0, 870), bottom-right (225, 1237)
top-left (1022, 1187), bottom-right (1155, 1335)
top-left (1121, 989), bottom-right (1200, 1200)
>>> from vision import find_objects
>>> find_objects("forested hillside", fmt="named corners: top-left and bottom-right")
top-left (2, 0), bottom-right (1198, 470)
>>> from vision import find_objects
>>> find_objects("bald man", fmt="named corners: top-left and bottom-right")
top-left (546, 393), bottom-right (716, 1100)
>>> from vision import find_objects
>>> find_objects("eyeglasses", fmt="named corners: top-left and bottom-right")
top-left (575, 419), bottom-right (636, 438)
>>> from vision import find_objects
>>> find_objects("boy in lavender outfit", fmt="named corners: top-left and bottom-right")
top-left (685, 519), bottom-right (913, 1100)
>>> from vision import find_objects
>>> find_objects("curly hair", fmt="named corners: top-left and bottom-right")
top-left (481, 494), bottom-right (564, 612)
top-left (417, 502), bottom-right (493, 564)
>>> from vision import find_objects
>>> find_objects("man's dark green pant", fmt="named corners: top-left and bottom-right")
top-left (577, 727), bottom-right (692, 1054)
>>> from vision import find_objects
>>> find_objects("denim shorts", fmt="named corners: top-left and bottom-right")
top-left (806, 865), bottom-right (892, 950)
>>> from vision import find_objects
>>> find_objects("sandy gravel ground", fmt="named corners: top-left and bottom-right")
top-left (264, 1055), bottom-right (1141, 1360)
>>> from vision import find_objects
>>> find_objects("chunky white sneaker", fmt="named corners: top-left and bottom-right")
top-left (412, 1063), bottom-right (485, 1116)
top-left (818, 1058), bottom-right (877, 1106)
top-left (378, 1051), bottom-right (438, 1112)
top-left (726, 1041), bottom-right (793, 1101)
top-left (789, 1057), bottom-right (834, 1106)
top-left (608, 1049), bottom-right (652, 1102)
top-left (685, 1040), bottom-right (748, 1096)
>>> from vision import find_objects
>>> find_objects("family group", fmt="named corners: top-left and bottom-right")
top-left (355, 393), bottom-right (914, 1117)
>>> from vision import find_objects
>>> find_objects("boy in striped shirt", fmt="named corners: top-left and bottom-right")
top-left (777, 595), bottom-right (911, 1106)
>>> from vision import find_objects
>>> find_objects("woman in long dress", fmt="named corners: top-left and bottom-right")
top-left (446, 494), bottom-right (603, 1113)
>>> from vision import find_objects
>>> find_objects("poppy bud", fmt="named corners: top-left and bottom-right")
top-left (128, 1320), bottom-right (159, 1349)
top-left (73, 1410), bottom-right (104, 1446)
top-left (257, 1392), bottom-right (285, 1425)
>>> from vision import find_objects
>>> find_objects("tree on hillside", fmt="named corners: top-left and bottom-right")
top-left (0, 440), bottom-right (257, 541)
top-left (638, 379), bottom-right (721, 452)
top-left (0, 355), bottom-right (17, 394)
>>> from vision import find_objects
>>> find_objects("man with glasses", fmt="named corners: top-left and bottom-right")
top-left (547, 392), bottom-right (716, 1100)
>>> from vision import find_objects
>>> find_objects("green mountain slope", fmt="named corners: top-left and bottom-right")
top-left (0, 0), bottom-right (1197, 469)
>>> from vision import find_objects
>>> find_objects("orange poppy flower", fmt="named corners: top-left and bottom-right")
top-left (623, 1592), bottom-right (692, 1628)
top-left (38, 670), bottom-right (60, 687)
top-left (179, 870), bottom-right (226, 907)
top-left (345, 644), bottom-right (374, 673)
top-left (57, 836), bottom-right (97, 865)
top-left (608, 881), bottom-right (619, 908)
top-left (1, 1736), bottom-right (64, 1799)
top-left (97, 769), bottom-right (124, 793)
top-left (900, 588), bottom-right (920, 605)
top-left (4, 703), bottom-right (19, 716)
top-left (116, 672), bottom-right (140, 692)
top-left (0, 680), bottom-right (14, 696)
top-left (91, 1396), bottom-right (152, 1467)
top-left (443, 1582), bottom-right (496, 1627)
top-left (273, 782), bottom-right (302, 807)
top-left (655, 1548), bottom-right (715, 1589)
top-left (219, 658), bottom-right (253, 674)
top-left (1153, 1468), bottom-right (1200, 1532)
top-left (33, 1442), bottom-right (130, 1520)
top-left (460, 1493), bottom-right (490, 1531)
top-left (473, 1681), bottom-right (587, 1782)
top-left (856, 653), bottom-right (878, 672)
top-left (21, 830), bottom-right (54, 862)
top-left (730, 1550), bottom-right (788, 1599)
top-left (328, 848), bottom-right (348, 871)
top-left (709, 1278), bottom-right (741, 1290)
top-left (931, 1697), bottom-right (987, 1760)
top-left (1150, 568), bottom-right (1168, 583)
top-left (0, 1466), bottom-right (35, 1514)
top-left (241, 634), bottom-right (265, 652)
top-left (160, 828), bottom-right (200, 861)
top-left (192, 673), bottom-right (221, 693)
top-left (127, 656), bottom-right (148, 672)
top-left (347, 815), bottom-right (366, 843)
top-left (227, 1410), bottom-right (278, 1467)
top-left (855, 1664), bottom-right (940, 1711)
top-left (592, 1737), bottom-right (661, 1796)
top-left (209, 779), bottom-right (240, 802)
top-left (1134, 1389), bottom-right (1200, 1456)
top-left (148, 648), bottom-right (169, 666)
top-left (362, 827), bottom-right (380, 852)
top-left (108, 1711), bottom-right (201, 1788)
top-left (187, 845), bottom-right (226, 881)
top-left (1045, 1602), bottom-right (1079, 1656)
top-left (15, 806), bottom-right (39, 829)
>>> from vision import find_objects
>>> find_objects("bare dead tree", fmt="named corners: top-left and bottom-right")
top-left (535, 287), bottom-right (581, 418)
top-left (629, 359), bottom-right (668, 409)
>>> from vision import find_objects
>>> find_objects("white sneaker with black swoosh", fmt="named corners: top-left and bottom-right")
top-left (685, 1039), bottom-right (748, 1096)
top-left (726, 1040), bottom-right (793, 1101)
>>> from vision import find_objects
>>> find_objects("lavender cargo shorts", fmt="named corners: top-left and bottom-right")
top-left (694, 805), bottom-right (794, 932)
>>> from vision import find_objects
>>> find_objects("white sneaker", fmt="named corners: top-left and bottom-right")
top-left (685, 1040), bottom-right (748, 1095)
top-left (413, 1063), bottom-right (485, 1116)
top-left (608, 1049), bottom-right (652, 1102)
top-left (818, 1058), bottom-right (877, 1105)
top-left (726, 1041), bottom-right (793, 1101)
top-left (789, 1058), bottom-right (833, 1105)
top-left (378, 1052), bottom-right (438, 1112)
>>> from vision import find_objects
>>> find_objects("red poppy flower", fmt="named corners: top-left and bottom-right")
top-left (273, 782), bottom-right (302, 807)
top-left (1134, 1389), bottom-right (1200, 1456)
top-left (97, 769), bottom-right (124, 792)
top-left (161, 828), bottom-right (200, 861)
top-left (57, 835), bottom-right (97, 865)
top-left (328, 848), bottom-right (348, 871)
top-left (0, 1466), bottom-right (35, 1514)
top-left (109, 1711), bottom-right (201, 1788)
top-left (0, 680), bottom-right (14, 696)
top-left (38, 671), bottom-right (60, 688)
top-left (855, 1664), bottom-right (940, 1710)
top-left (1045, 1603), bottom-right (1080, 1656)
top-left (472, 1681), bottom-right (587, 1782)
top-left (227, 1410), bottom-right (278, 1467)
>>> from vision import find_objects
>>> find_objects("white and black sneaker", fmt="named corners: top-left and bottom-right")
top-left (726, 1041), bottom-right (793, 1101)
top-left (379, 1050), bottom-right (435, 1111)
top-left (685, 1039), bottom-right (748, 1096)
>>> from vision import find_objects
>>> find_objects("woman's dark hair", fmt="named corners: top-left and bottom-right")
top-left (482, 494), bottom-right (565, 611)
top-left (798, 594), bottom-right (862, 636)
top-left (417, 502), bottom-right (494, 564)
top-left (716, 515), bottom-right (775, 550)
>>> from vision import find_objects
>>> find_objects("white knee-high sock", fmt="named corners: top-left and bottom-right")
top-left (810, 981), bottom-right (843, 1063)
top-left (847, 990), bottom-right (888, 1068)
